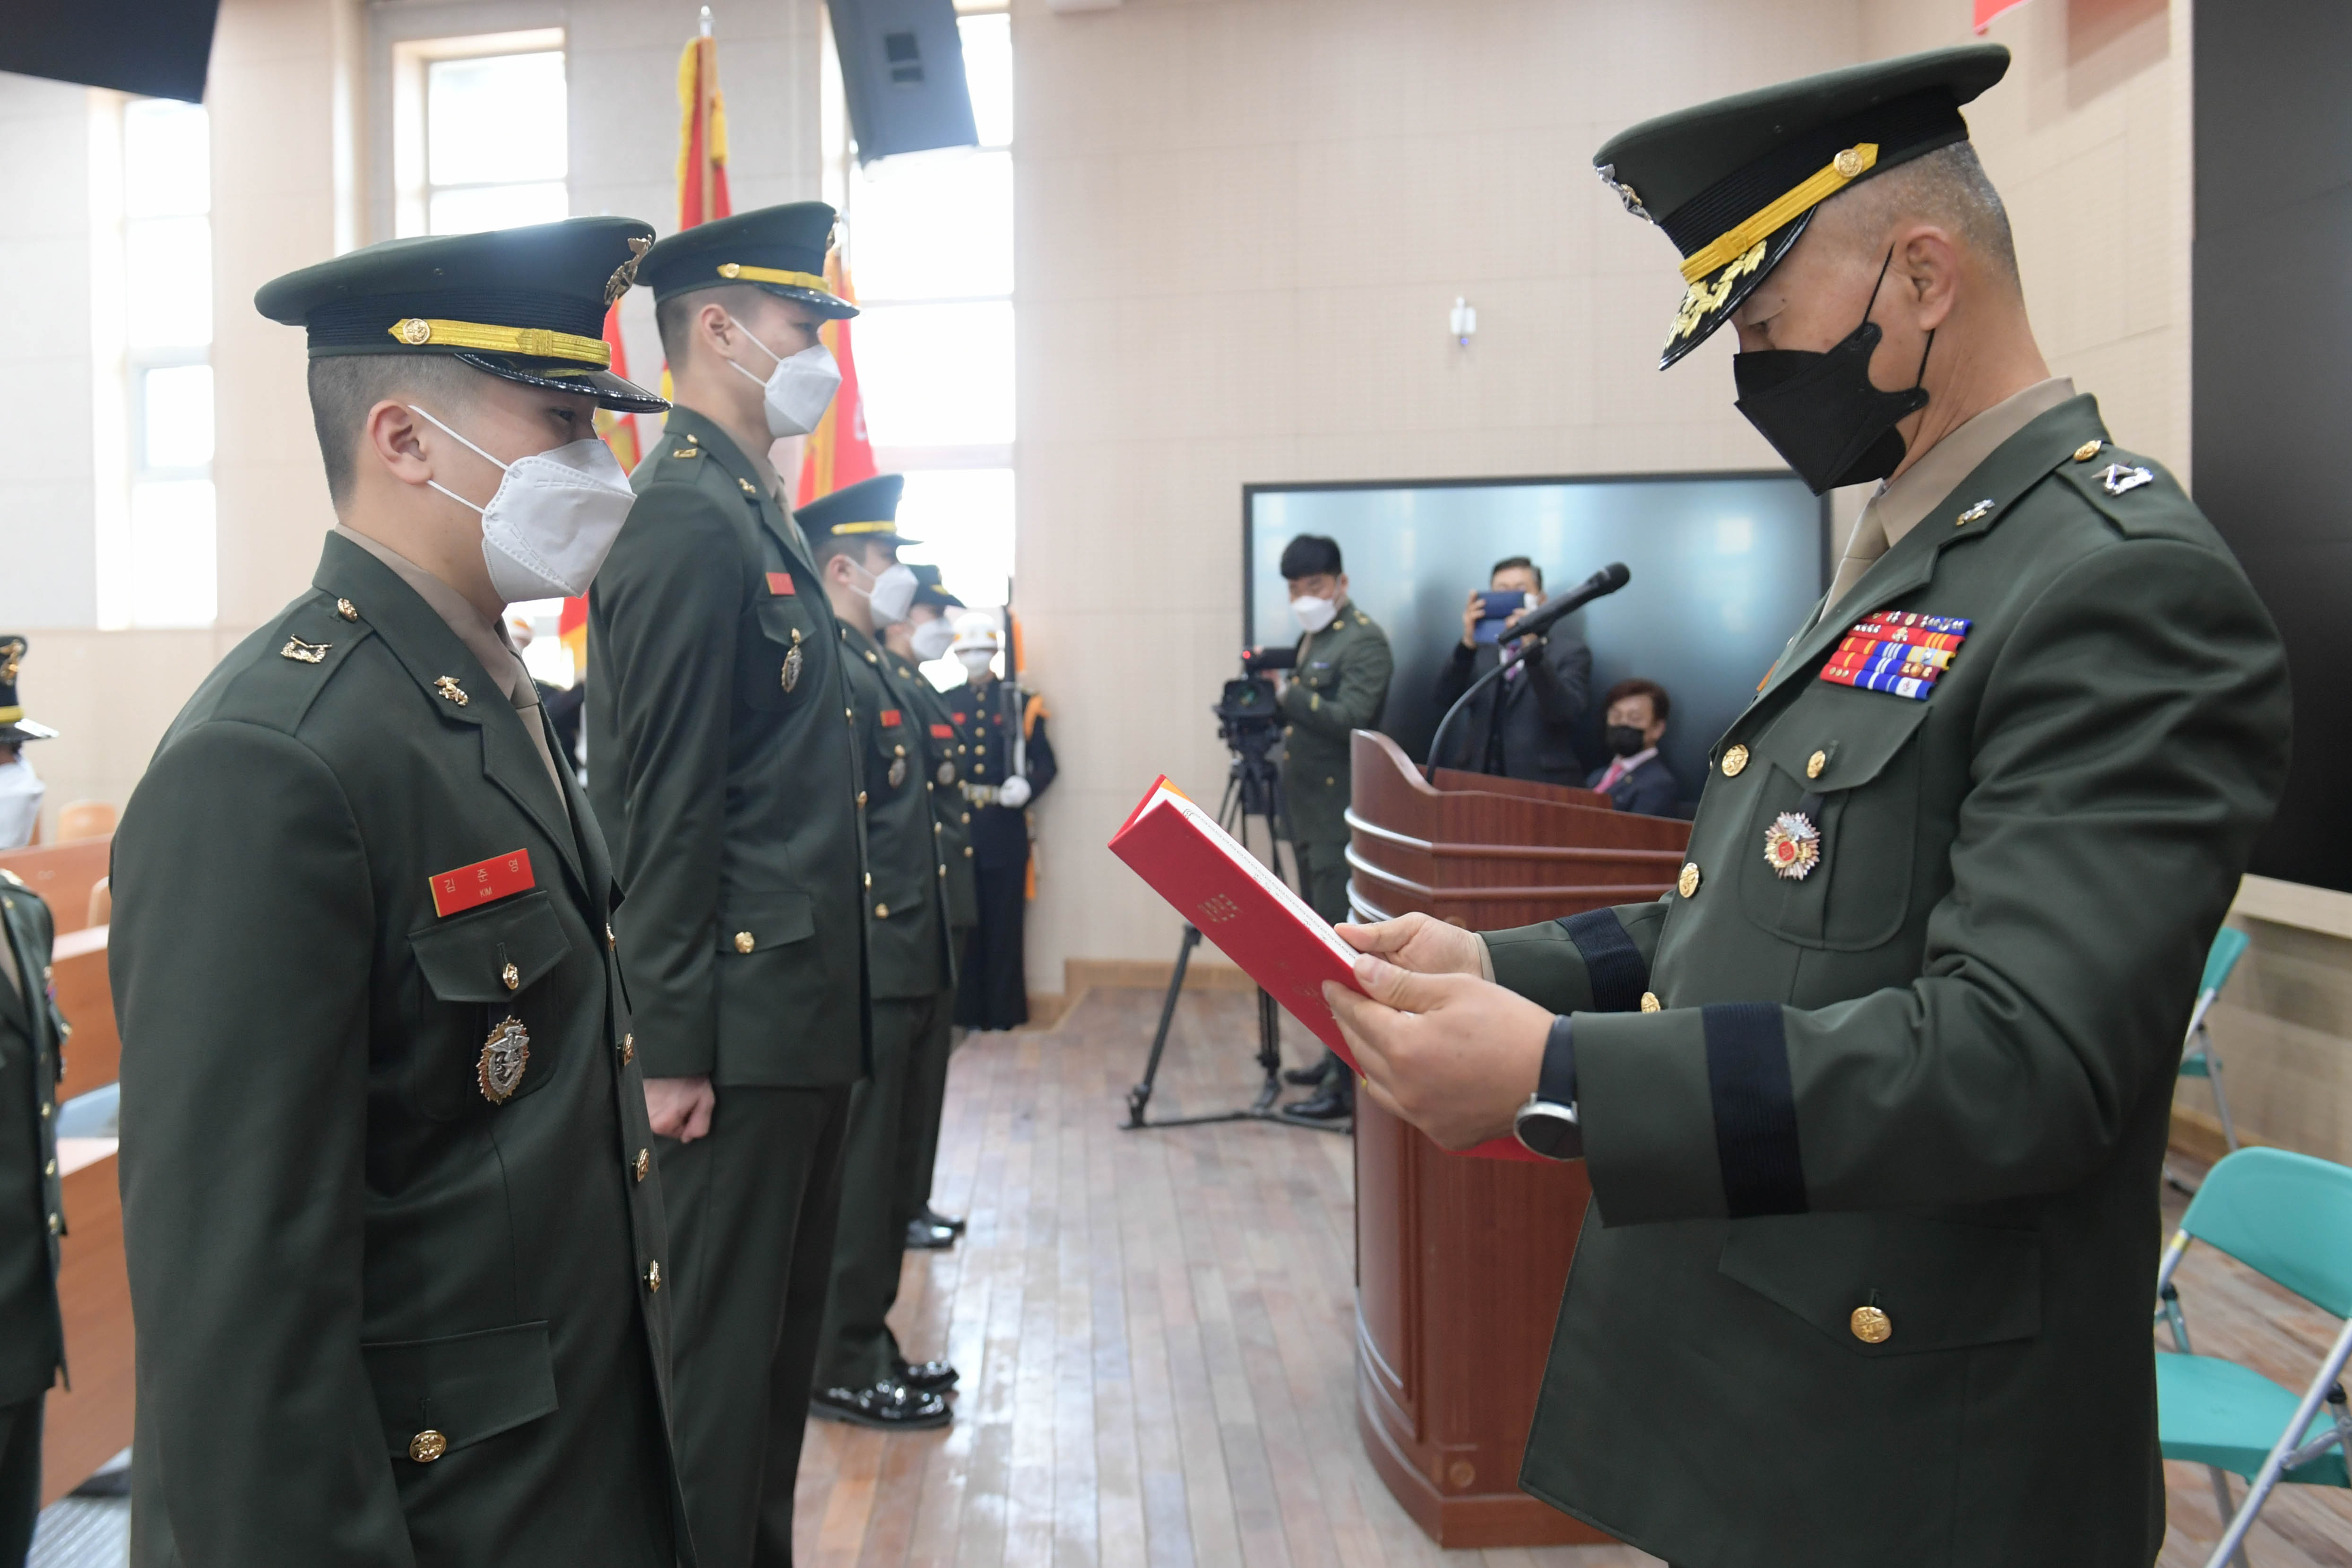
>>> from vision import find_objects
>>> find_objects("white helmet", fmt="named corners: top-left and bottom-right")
top-left (949, 614), bottom-right (1002, 656)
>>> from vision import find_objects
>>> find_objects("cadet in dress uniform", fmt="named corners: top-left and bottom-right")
top-left (110, 219), bottom-right (689, 1567)
top-left (0, 641), bottom-right (54, 853)
top-left (944, 619), bottom-right (1055, 1032)
top-left (883, 568), bottom-right (971, 1251)
top-left (587, 203), bottom-right (865, 1568)
top-left (1324, 47), bottom-right (2291, 1568)
top-left (1274, 534), bottom-right (1394, 1123)
top-left (0, 699), bottom-right (67, 1567)
top-left (796, 477), bottom-right (961, 1429)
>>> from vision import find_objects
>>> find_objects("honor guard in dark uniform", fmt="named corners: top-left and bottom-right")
top-left (588, 202), bottom-right (865, 1568)
top-left (0, 693), bottom-right (67, 1567)
top-left (0, 640), bottom-right (53, 852)
top-left (1273, 534), bottom-right (1394, 1122)
top-left (1324, 47), bottom-right (2291, 1568)
top-left (111, 219), bottom-right (691, 1567)
top-left (792, 476), bottom-right (961, 1429)
top-left (945, 618), bottom-right (1055, 1033)
top-left (883, 567), bottom-right (972, 1250)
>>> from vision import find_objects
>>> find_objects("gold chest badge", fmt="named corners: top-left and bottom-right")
top-left (782, 628), bottom-right (804, 694)
top-left (478, 1016), bottom-right (531, 1104)
top-left (888, 755), bottom-right (908, 788)
top-left (1763, 812), bottom-right (1821, 881)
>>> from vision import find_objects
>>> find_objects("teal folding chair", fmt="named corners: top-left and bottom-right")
top-left (2153, 1147), bottom-right (2352, 1568)
top-left (2180, 926), bottom-right (2251, 1152)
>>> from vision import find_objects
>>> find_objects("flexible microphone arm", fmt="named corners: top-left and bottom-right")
top-left (1422, 563), bottom-right (1630, 781)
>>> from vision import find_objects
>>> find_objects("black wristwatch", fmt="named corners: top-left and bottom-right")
top-left (1513, 1013), bottom-right (1583, 1161)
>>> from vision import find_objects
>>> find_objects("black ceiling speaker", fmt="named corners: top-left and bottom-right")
top-left (825, 0), bottom-right (978, 163)
top-left (0, 0), bottom-right (222, 103)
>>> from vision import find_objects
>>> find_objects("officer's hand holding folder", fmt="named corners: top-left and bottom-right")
top-left (1108, 774), bottom-right (1534, 1161)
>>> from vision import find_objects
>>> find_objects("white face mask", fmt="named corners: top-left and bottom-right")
top-left (726, 321), bottom-right (842, 439)
top-left (957, 647), bottom-right (998, 676)
top-left (410, 406), bottom-right (637, 603)
top-left (1291, 594), bottom-right (1338, 634)
top-left (911, 619), bottom-right (956, 661)
top-left (841, 558), bottom-right (918, 626)
top-left (0, 753), bottom-right (41, 852)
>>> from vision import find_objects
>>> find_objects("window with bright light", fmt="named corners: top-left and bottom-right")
top-left (393, 33), bottom-right (569, 239)
top-left (110, 96), bottom-right (217, 628)
top-left (842, 5), bottom-right (1015, 610)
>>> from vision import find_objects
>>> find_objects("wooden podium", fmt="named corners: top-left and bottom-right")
top-left (1343, 733), bottom-right (1689, 1547)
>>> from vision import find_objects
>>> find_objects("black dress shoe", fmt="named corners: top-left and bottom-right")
top-left (811, 1379), bottom-right (951, 1430)
top-left (1282, 1080), bottom-right (1354, 1123)
top-left (896, 1357), bottom-right (959, 1394)
top-left (918, 1205), bottom-right (966, 1235)
top-left (905, 1217), bottom-right (956, 1250)
top-left (1281, 1063), bottom-right (1326, 1086)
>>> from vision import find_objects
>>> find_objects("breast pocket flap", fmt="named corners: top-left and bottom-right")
top-left (716, 890), bottom-right (817, 953)
top-left (1718, 1213), bottom-right (2040, 1357)
top-left (1751, 692), bottom-right (1930, 794)
top-left (407, 890), bottom-right (571, 1003)
top-left (361, 1320), bottom-right (559, 1458)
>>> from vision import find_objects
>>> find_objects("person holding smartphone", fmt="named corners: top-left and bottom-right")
top-left (1429, 555), bottom-right (1593, 787)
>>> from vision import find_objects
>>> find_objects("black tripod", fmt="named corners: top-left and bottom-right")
top-left (1122, 738), bottom-right (1345, 1136)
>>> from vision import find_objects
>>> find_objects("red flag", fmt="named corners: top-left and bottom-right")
top-left (1973, 0), bottom-right (2032, 30)
top-left (565, 301), bottom-right (645, 676)
top-left (677, 34), bottom-right (733, 231)
top-left (794, 253), bottom-right (877, 505)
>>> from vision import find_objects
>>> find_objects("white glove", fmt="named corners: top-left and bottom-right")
top-left (997, 775), bottom-right (1033, 809)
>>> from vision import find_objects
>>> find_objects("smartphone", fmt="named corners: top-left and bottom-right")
top-left (1473, 589), bottom-right (1539, 645)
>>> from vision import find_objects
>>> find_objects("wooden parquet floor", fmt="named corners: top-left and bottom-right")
top-left (795, 986), bottom-right (2351, 1568)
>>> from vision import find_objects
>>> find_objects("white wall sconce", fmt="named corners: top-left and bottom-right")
top-left (1451, 297), bottom-right (1477, 348)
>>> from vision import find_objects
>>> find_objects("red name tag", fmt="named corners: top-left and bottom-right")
top-left (930, 723), bottom-right (954, 739)
top-left (951, 712), bottom-right (966, 723)
top-left (429, 849), bottom-right (536, 918)
top-left (881, 709), bottom-right (902, 728)
top-left (766, 572), bottom-right (795, 596)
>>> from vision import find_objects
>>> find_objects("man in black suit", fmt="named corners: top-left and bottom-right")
top-left (1586, 677), bottom-right (1680, 816)
top-left (1430, 557), bottom-right (1591, 786)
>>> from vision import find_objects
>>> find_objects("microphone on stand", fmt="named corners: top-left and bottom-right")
top-left (1424, 563), bottom-right (1631, 780)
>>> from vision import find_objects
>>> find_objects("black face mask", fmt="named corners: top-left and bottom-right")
top-left (1605, 725), bottom-right (1649, 758)
top-left (1731, 251), bottom-right (1933, 495)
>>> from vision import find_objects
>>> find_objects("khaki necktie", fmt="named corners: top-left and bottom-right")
top-left (1823, 507), bottom-right (1891, 620)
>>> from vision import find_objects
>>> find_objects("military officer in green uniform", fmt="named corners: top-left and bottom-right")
top-left (795, 476), bottom-right (961, 1429)
top-left (111, 219), bottom-right (691, 1567)
top-left (1273, 533), bottom-right (1393, 1122)
top-left (1324, 47), bottom-right (2292, 1568)
top-left (884, 568), bottom-right (972, 1250)
top-left (0, 641), bottom-right (67, 1567)
top-left (588, 203), bottom-right (865, 1568)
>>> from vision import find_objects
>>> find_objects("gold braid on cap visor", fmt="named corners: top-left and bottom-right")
top-left (716, 263), bottom-right (835, 294)
top-left (1668, 142), bottom-right (1880, 344)
top-left (828, 521), bottom-right (900, 535)
top-left (385, 318), bottom-right (613, 366)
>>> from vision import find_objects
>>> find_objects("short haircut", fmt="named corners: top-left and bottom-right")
top-left (654, 282), bottom-right (774, 365)
top-left (306, 355), bottom-right (482, 509)
top-left (1490, 555), bottom-right (1543, 590)
top-left (1280, 534), bottom-right (1343, 581)
top-left (810, 530), bottom-right (892, 573)
top-left (1819, 141), bottom-right (2020, 286)
top-left (1604, 676), bottom-right (1671, 724)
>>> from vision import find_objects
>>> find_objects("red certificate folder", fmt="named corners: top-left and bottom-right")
top-left (1107, 776), bottom-right (1535, 1161)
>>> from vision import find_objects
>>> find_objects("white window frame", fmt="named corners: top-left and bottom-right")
top-left (389, 28), bottom-right (568, 240)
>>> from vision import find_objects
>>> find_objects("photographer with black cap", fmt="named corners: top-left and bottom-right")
top-left (1271, 533), bottom-right (1392, 1122)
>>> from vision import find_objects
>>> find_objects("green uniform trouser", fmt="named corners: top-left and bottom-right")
top-left (1290, 838), bottom-right (1352, 925)
top-left (661, 1084), bottom-right (851, 1568)
top-left (892, 974), bottom-right (961, 1232)
top-left (0, 1395), bottom-right (39, 1564)
top-left (818, 992), bottom-right (950, 1388)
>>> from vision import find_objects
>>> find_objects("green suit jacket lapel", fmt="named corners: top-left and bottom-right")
top-left (0, 894), bottom-right (31, 1035)
top-left (311, 535), bottom-right (588, 898)
top-left (660, 409), bottom-right (815, 577)
top-left (1753, 395), bottom-right (2112, 710)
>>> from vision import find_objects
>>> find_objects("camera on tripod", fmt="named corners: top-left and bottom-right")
top-left (1218, 647), bottom-right (1294, 760)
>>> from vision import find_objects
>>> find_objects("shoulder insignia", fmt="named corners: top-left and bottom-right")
top-left (2072, 440), bottom-right (2104, 463)
top-left (2051, 447), bottom-right (2206, 544)
top-left (434, 676), bottom-right (470, 707)
top-left (671, 446), bottom-right (701, 459)
top-left (2096, 462), bottom-right (2153, 496)
top-left (280, 636), bottom-right (331, 664)
top-left (336, 598), bottom-right (360, 622)
top-left (1953, 498), bottom-right (1995, 527)
top-left (738, 477), bottom-right (758, 495)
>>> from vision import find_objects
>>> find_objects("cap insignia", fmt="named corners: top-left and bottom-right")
top-left (1595, 163), bottom-right (1656, 223)
top-left (605, 236), bottom-right (652, 306)
top-left (1668, 240), bottom-right (1768, 345)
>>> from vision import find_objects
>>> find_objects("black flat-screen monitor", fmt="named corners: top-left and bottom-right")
top-left (1244, 473), bottom-right (1828, 801)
